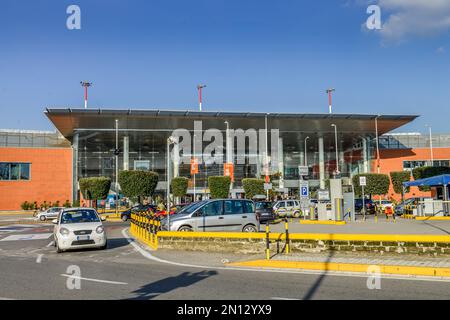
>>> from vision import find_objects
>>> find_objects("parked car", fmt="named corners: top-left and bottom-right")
top-left (36, 207), bottom-right (65, 221)
top-left (255, 201), bottom-right (276, 223)
top-left (53, 208), bottom-right (107, 253)
top-left (120, 204), bottom-right (157, 221)
top-left (394, 197), bottom-right (431, 216)
top-left (376, 200), bottom-right (394, 211)
top-left (160, 199), bottom-right (259, 232)
top-left (354, 199), bottom-right (375, 214)
top-left (273, 200), bottom-right (301, 218)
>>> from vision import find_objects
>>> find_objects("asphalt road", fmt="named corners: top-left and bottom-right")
top-left (0, 221), bottom-right (449, 300)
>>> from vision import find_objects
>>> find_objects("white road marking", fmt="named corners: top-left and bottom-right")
top-left (46, 241), bottom-right (54, 247)
top-left (121, 228), bottom-right (450, 283)
top-left (36, 254), bottom-right (43, 263)
top-left (60, 274), bottom-right (128, 285)
top-left (271, 297), bottom-right (300, 300)
top-left (0, 233), bottom-right (53, 241)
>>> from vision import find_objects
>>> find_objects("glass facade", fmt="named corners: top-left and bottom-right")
top-left (74, 126), bottom-right (371, 198)
top-left (0, 130), bottom-right (70, 148)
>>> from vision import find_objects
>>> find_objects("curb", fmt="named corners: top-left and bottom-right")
top-left (299, 220), bottom-right (346, 225)
top-left (227, 259), bottom-right (450, 278)
top-left (415, 217), bottom-right (450, 221)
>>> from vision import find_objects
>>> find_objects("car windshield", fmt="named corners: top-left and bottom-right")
top-left (61, 210), bottom-right (100, 224)
top-left (176, 201), bottom-right (206, 215)
top-left (256, 202), bottom-right (272, 209)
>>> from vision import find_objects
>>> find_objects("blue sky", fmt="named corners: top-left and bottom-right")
top-left (1, 0), bottom-right (450, 133)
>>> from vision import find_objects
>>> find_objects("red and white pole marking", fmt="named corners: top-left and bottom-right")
top-left (80, 81), bottom-right (92, 109)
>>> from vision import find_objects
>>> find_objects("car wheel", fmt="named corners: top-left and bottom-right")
top-left (178, 226), bottom-right (193, 232)
top-left (243, 224), bottom-right (257, 232)
top-left (121, 215), bottom-right (128, 222)
top-left (39, 215), bottom-right (46, 221)
top-left (56, 241), bottom-right (63, 253)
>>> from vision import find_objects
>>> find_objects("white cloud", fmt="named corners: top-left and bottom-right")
top-left (364, 0), bottom-right (450, 42)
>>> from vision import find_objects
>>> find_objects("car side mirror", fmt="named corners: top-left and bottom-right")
top-left (52, 219), bottom-right (58, 225)
top-left (101, 216), bottom-right (107, 221)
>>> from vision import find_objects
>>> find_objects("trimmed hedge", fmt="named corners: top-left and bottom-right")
top-left (352, 173), bottom-right (390, 197)
top-left (208, 176), bottom-right (231, 199)
top-left (79, 177), bottom-right (111, 201)
top-left (119, 170), bottom-right (159, 203)
top-left (412, 166), bottom-right (450, 191)
top-left (171, 177), bottom-right (189, 198)
top-left (390, 171), bottom-right (411, 194)
top-left (242, 178), bottom-right (265, 199)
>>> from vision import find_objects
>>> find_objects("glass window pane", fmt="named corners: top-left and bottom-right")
top-left (10, 163), bottom-right (19, 180)
top-left (243, 201), bottom-right (254, 213)
top-left (20, 163), bottom-right (30, 180)
top-left (0, 163), bottom-right (9, 180)
top-left (202, 201), bottom-right (223, 216)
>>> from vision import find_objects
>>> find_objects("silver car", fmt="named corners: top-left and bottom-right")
top-left (160, 199), bottom-right (260, 232)
top-left (36, 207), bottom-right (65, 221)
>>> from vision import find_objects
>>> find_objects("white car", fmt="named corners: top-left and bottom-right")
top-left (37, 207), bottom-right (64, 221)
top-left (53, 208), bottom-right (107, 253)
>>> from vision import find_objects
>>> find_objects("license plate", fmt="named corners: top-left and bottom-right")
top-left (77, 235), bottom-right (90, 241)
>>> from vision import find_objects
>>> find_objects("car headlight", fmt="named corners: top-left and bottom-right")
top-left (60, 228), bottom-right (70, 236)
top-left (96, 226), bottom-right (104, 234)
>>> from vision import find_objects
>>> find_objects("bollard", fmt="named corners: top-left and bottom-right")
top-left (265, 222), bottom-right (270, 260)
top-left (284, 219), bottom-right (290, 255)
top-left (310, 207), bottom-right (314, 220)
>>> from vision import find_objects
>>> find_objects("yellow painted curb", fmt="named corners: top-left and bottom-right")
top-left (415, 217), bottom-right (450, 221)
top-left (158, 231), bottom-right (450, 243)
top-left (299, 220), bottom-right (346, 225)
top-left (227, 260), bottom-right (450, 278)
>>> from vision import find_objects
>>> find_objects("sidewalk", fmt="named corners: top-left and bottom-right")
top-left (228, 252), bottom-right (450, 278)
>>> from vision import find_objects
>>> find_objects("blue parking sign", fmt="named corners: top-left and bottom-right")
top-left (300, 182), bottom-right (309, 198)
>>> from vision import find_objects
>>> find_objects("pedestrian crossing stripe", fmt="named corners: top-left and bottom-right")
top-left (0, 233), bottom-right (53, 241)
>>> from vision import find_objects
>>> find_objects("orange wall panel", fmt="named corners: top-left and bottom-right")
top-left (372, 148), bottom-right (450, 201)
top-left (0, 147), bottom-right (72, 210)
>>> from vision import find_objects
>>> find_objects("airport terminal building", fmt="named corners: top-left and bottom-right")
top-left (3, 107), bottom-right (450, 210)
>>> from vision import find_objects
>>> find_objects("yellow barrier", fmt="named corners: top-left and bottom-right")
top-left (157, 231), bottom-right (450, 243)
top-left (129, 211), bottom-right (159, 250)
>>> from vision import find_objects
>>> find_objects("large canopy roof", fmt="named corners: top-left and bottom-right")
top-left (45, 108), bottom-right (418, 151)
top-left (404, 175), bottom-right (450, 187)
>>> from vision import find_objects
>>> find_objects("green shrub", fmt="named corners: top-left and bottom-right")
top-left (242, 178), bottom-right (265, 199)
top-left (21, 201), bottom-right (29, 210)
top-left (118, 170), bottom-right (159, 203)
top-left (412, 166), bottom-right (450, 191)
top-left (352, 173), bottom-right (390, 197)
top-left (171, 177), bottom-right (189, 198)
top-left (390, 171), bottom-right (411, 194)
top-left (63, 200), bottom-right (71, 208)
top-left (79, 177), bottom-right (112, 203)
top-left (208, 176), bottom-right (231, 199)
top-left (72, 200), bottom-right (80, 207)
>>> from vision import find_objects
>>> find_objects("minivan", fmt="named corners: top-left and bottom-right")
top-left (160, 199), bottom-right (260, 232)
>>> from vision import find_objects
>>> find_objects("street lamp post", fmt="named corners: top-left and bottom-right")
top-left (114, 119), bottom-right (119, 215)
top-left (80, 81), bottom-right (92, 109)
top-left (193, 134), bottom-right (196, 201)
top-left (426, 125), bottom-right (434, 166)
top-left (197, 84), bottom-right (207, 111)
top-left (331, 124), bottom-right (339, 175)
top-left (304, 136), bottom-right (310, 166)
top-left (224, 121), bottom-right (233, 194)
top-left (167, 136), bottom-right (178, 228)
top-left (375, 115), bottom-right (381, 174)
top-left (326, 88), bottom-right (335, 114)
top-left (265, 114), bottom-right (270, 199)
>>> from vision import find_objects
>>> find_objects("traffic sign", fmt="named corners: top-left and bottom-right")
top-left (264, 183), bottom-right (272, 191)
top-left (359, 176), bottom-right (367, 186)
top-left (300, 181), bottom-right (309, 198)
top-left (318, 189), bottom-right (330, 201)
top-left (298, 166), bottom-right (309, 176)
top-left (224, 163), bottom-right (234, 182)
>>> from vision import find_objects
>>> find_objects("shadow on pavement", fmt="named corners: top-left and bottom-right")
top-left (302, 251), bottom-right (335, 300)
top-left (129, 270), bottom-right (217, 300)
top-left (106, 237), bottom-right (130, 250)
